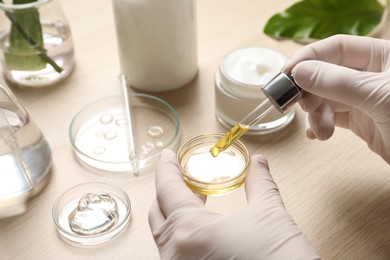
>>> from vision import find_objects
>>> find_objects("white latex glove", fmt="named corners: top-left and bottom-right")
top-left (283, 34), bottom-right (390, 164)
top-left (148, 149), bottom-right (320, 259)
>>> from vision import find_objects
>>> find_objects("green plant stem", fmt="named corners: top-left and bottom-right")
top-left (1, 0), bottom-right (63, 73)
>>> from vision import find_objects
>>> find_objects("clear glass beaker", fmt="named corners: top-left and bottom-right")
top-left (0, 0), bottom-right (75, 87)
top-left (0, 79), bottom-right (52, 218)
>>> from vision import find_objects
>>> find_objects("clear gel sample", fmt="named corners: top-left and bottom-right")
top-left (68, 192), bottom-right (119, 236)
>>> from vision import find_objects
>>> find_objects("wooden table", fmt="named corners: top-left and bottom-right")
top-left (1, 0), bottom-right (389, 259)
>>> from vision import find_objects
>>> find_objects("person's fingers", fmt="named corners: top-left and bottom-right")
top-left (333, 111), bottom-right (351, 129)
top-left (284, 35), bottom-right (389, 72)
top-left (305, 110), bottom-right (351, 140)
top-left (155, 149), bottom-right (205, 218)
top-left (298, 91), bottom-right (323, 112)
top-left (291, 60), bottom-right (387, 113)
top-left (307, 103), bottom-right (335, 140)
top-left (304, 115), bottom-right (316, 140)
top-left (244, 154), bottom-right (284, 207)
top-left (148, 199), bottom-right (167, 233)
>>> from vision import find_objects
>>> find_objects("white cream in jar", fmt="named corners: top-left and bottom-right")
top-left (215, 47), bottom-right (296, 134)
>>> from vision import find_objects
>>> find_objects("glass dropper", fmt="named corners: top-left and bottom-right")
top-left (210, 72), bottom-right (301, 157)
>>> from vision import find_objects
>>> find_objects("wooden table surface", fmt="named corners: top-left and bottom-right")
top-left (0, 0), bottom-right (389, 259)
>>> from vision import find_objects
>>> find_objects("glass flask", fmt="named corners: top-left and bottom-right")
top-left (0, 79), bottom-right (52, 218)
top-left (0, 0), bottom-right (75, 87)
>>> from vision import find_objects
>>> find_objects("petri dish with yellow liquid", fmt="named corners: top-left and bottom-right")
top-left (177, 134), bottom-right (250, 195)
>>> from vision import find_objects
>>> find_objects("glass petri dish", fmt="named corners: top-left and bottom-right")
top-left (69, 94), bottom-right (180, 175)
top-left (52, 182), bottom-right (131, 246)
top-left (177, 134), bottom-right (251, 195)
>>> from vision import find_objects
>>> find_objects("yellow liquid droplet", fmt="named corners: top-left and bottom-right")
top-left (209, 124), bottom-right (249, 157)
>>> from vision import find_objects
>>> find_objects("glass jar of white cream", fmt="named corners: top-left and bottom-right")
top-left (215, 47), bottom-right (295, 134)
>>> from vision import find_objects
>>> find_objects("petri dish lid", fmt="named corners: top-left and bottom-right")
top-left (69, 93), bottom-right (181, 175)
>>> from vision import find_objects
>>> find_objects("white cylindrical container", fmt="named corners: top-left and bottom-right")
top-left (215, 47), bottom-right (296, 134)
top-left (112, 0), bottom-right (198, 92)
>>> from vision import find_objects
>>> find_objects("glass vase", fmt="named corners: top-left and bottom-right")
top-left (0, 0), bottom-right (75, 87)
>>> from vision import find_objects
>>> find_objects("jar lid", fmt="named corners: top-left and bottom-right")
top-left (69, 93), bottom-right (181, 176)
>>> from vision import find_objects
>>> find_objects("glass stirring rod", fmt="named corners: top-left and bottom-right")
top-left (120, 74), bottom-right (139, 175)
top-left (210, 72), bottom-right (301, 157)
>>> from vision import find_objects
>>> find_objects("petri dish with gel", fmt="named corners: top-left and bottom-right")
top-left (52, 182), bottom-right (131, 246)
top-left (177, 134), bottom-right (250, 195)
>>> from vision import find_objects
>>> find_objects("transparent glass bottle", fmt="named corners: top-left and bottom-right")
top-left (0, 79), bottom-right (52, 218)
top-left (0, 0), bottom-right (75, 87)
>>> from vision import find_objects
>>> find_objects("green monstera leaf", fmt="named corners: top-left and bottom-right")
top-left (264, 0), bottom-right (385, 41)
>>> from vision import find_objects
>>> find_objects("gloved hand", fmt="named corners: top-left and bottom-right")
top-left (148, 149), bottom-right (320, 259)
top-left (283, 34), bottom-right (390, 164)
